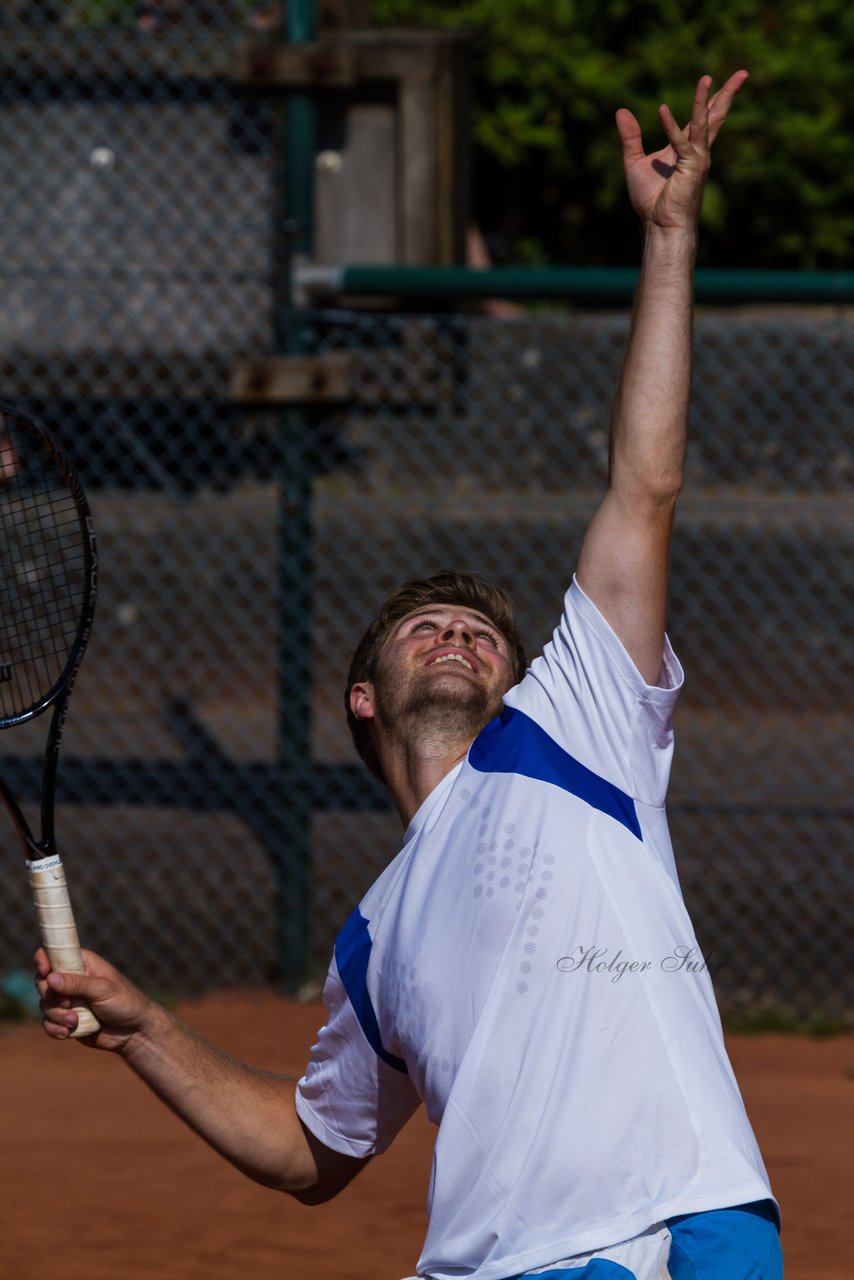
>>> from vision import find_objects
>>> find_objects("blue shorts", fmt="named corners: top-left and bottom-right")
top-left (515, 1200), bottom-right (782, 1280)
top-left (666, 1200), bottom-right (782, 1280)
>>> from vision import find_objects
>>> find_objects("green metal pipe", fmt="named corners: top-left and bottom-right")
top-left (327, 265), bottom-right (854, 304)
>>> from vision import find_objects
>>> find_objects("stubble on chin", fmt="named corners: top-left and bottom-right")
top-left (376, 668), bottom-right (500, 744)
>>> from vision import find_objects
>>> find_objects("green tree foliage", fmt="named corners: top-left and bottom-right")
top-left (374, 0), bottom-right (854, 267)
top-left (60, 1), bottom-right (256, 25)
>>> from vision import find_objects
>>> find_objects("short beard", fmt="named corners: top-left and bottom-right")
top-left (374, 667), bottom-right (500, 750)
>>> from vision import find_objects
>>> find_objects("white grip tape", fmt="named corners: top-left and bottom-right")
top-left (28, 855), bottom-right (100, 1038)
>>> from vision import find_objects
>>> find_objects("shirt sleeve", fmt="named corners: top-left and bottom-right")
top-left (295, 954), bottom-right (421, 1158)
top-left (503, 577), bottom-right (684, 807)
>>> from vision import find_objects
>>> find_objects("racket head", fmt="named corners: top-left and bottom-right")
top-left (0, 404), bottom-right (97, 728)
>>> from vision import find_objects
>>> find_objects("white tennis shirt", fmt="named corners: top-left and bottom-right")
top-left (296, 580), bottom-right (775, 1280)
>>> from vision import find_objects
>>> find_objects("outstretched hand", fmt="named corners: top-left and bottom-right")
top-left (36, 947), bottom-right (159, 1053)
top-left (616, 71), bottom-right (748, 230)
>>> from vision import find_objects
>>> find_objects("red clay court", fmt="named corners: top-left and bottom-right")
top-left (2, 993), bottom-right (850, 1280)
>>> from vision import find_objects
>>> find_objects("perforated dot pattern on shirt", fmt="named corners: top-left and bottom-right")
top-left (384, 956), bottom-right (454, 1071)
top-left (460, 788), bottom-right (549, 998)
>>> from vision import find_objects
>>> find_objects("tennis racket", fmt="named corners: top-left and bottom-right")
top-left (0, 403), bottom-right (99, 1037)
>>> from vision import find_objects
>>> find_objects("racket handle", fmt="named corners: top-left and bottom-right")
top-left (28, 855), bottom-right (101, 1038)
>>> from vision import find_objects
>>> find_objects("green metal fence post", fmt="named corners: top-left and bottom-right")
top-left (273, 0), bottom-right (317, 989)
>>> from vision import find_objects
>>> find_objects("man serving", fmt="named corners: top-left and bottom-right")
top-left (39, 70), bottom-right (782, 1280)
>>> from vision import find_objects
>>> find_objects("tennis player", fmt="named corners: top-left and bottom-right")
top-left (38, 71), bottom-right (782, 1280)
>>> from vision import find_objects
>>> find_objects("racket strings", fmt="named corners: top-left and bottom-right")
top-left (0, 417), bottom-right (90, 719)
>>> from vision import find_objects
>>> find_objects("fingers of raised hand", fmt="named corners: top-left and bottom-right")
top-left (657, 103), bottom-right (704, 173)
top-left (707, 68), bottom-right (749, 144)
top-left (659, 75), bottom-right (711, 155)
top-left (689, 75), bottom-right (713, 146)
top-left (657, 103), bottom-right (686, 153)
top-left (623, 70), bottom-right (746, 166)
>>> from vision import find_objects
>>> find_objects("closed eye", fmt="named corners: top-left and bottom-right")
top-left (406, 616), bottom-right (502, 649)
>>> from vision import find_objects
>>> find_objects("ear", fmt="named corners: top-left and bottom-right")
top-left (349, 681), bottom-right (376, 722)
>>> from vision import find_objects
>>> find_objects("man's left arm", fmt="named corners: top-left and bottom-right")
top-left (576, 72), bottom-right (748, 684)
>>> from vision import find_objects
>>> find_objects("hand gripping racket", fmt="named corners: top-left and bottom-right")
top-left (0, 404), bottom-right (99, 1037)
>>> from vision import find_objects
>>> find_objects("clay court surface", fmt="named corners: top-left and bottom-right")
top-left (1, 994), bottom-right (850, 1280)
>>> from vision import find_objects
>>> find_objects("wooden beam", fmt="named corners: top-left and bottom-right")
top-left (317, 0), bottom-right (372, 30)
top-left (233, 39), bottom-right (356, 89)
top-left (230, 354), bottom-right (356, 404)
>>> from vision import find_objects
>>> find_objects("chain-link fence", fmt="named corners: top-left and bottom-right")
top-left (0, 10), bottom-right (850, 1021)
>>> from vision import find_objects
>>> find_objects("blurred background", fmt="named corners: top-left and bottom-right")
top-left (0, 0), bottom-right (850, 1022)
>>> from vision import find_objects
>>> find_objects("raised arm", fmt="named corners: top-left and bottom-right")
top-left (36, 949), bottom-right (368, 1203)
top-left (576, 72), bottom-right (748, 683)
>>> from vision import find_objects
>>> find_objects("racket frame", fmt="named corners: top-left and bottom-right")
top-left (0, 404), bottom-right (99, 1036)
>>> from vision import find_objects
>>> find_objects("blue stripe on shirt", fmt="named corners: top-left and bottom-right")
top-left (335, 907), bottom-right (409, 1074)
top-left (469, 706), bottom-right (642, 841)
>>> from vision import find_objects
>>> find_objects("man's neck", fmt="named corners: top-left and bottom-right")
top-left (378, 726), bottom-right (474, 829)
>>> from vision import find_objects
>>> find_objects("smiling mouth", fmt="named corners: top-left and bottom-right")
top-left (428, 653), bottom-right (475, 673)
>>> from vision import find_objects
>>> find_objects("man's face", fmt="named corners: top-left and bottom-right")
top-left (367, 604), bottom-right (514, 740)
